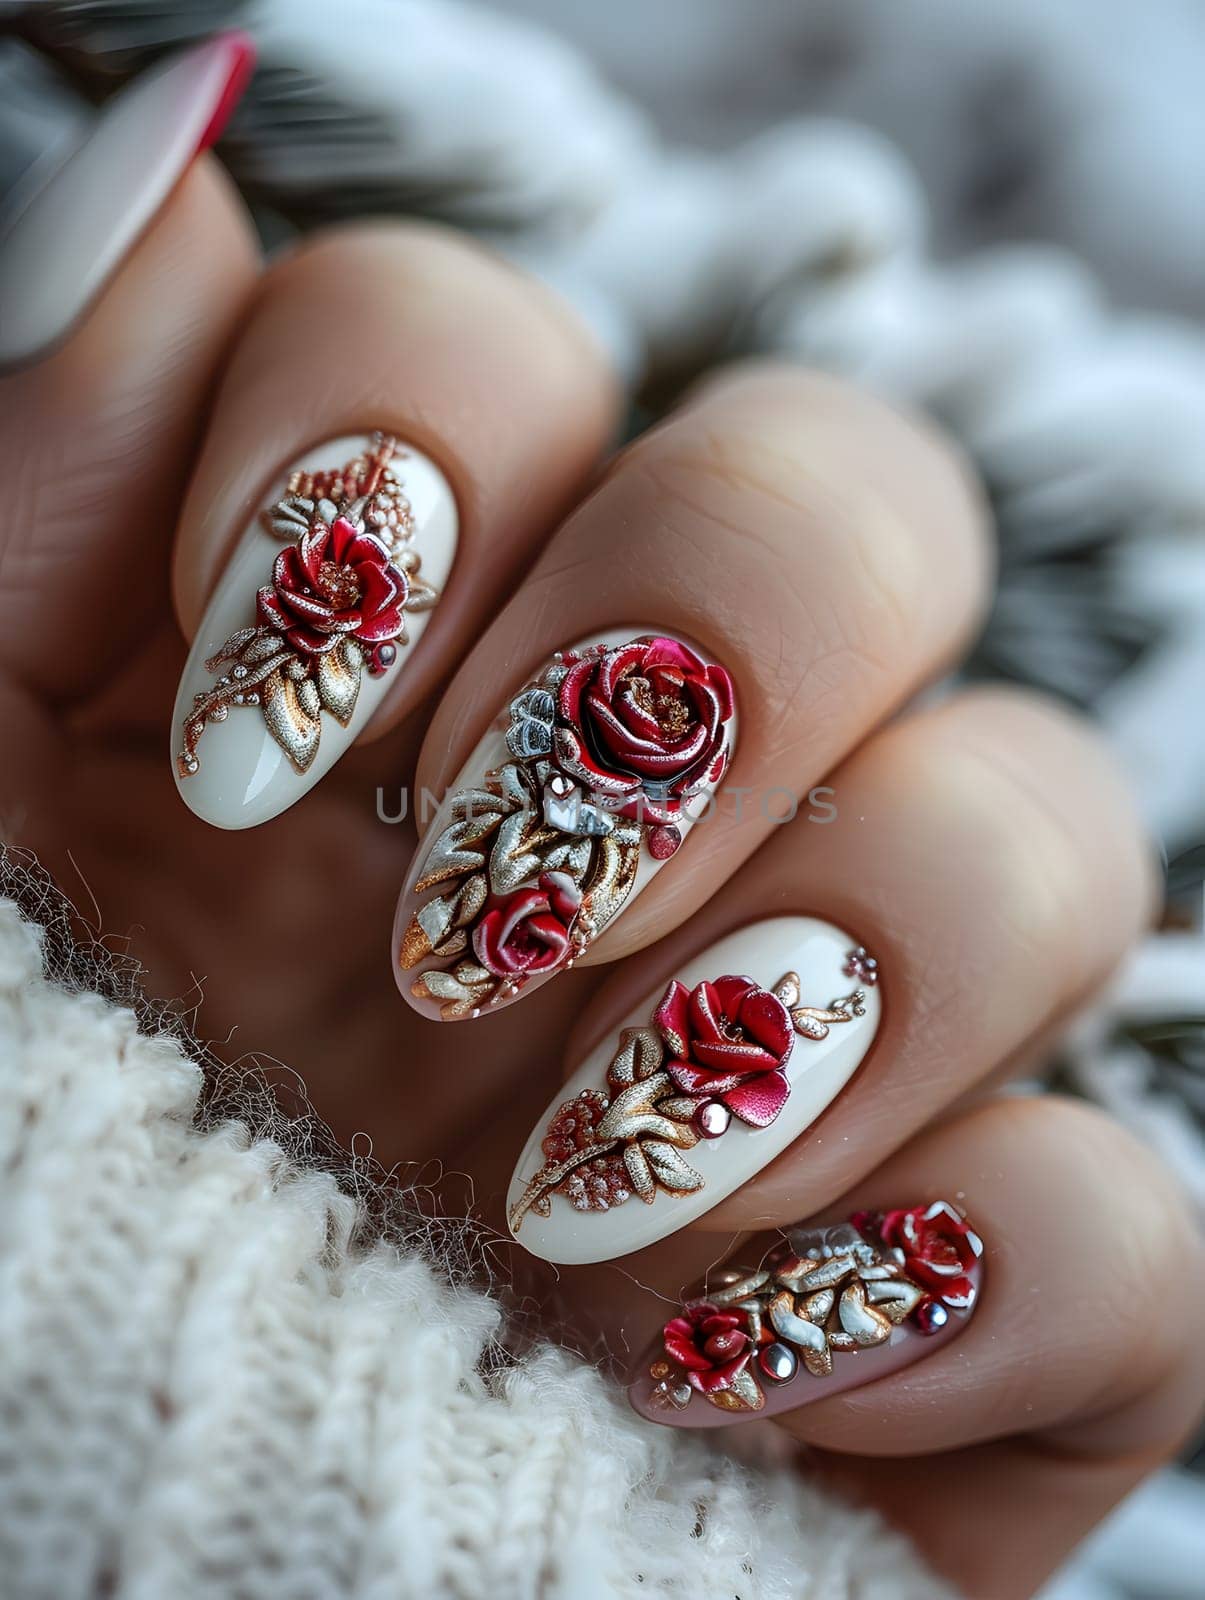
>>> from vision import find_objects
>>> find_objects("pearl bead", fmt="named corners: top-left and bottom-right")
top-left (694, 1101), bottom-right (731, 1139)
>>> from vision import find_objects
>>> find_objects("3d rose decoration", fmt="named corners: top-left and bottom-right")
top-left (656, 975), bottom-right (794, 1127)
top-left (178, 436), bottom-right (440, 778)
top-left (662, 1304), bottom-right (755, 1395)
top-left (855, 1201), bottom-right (984, 1311)
top-left (257, 515), bottom-right (407, 654)
top-left (646, 1205), bottom-right (982, 1416)
top-left (402, 634), bottom-right (738, 1019)
top-left (472, 871), bottom-right (583, 977)
top-left (553, 637), bottom-right (735, 824)
top-left (507, 960), bottom-right (872, 1232)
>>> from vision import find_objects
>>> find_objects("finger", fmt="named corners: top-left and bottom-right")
top-left (170, 224), bottom-right (618, 829)
top-left (627, 1097), bottom-right (1205, 1598)
top-left (395, 365), bottom-right (991, 1023)
top-left (0, 48), bottom-right (259, 709)
top-left (501, 687), bottom-right (1153, 1264)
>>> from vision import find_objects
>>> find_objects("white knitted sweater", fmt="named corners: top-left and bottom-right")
top-left (0, 890), bottom-right (950, 1600)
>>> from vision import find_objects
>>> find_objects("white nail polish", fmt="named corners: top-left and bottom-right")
top-left (0, 33), bottom-right (254, 370)
top-left (507, 917), bottom-right (881, 1264)
top-left (172, 434), bottom-right (457, 829)
top-left (393, 629), bottom-right (738, 1021)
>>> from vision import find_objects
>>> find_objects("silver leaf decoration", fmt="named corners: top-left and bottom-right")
top-left (507, 686), bottom-right (556, 760)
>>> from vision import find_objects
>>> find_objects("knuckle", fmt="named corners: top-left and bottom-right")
top-left (900, 688), bottom-right (1155, 984)
top-left (976, 1094), bottom-right (1201, 1369)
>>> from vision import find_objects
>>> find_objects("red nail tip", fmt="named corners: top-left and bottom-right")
top-left (196, 31), bottom-right (257, 154)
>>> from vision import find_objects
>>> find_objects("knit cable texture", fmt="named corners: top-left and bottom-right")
top-left (0, 883), bottom-right (954, 1600)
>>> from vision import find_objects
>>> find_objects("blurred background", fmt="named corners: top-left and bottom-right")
top-left (2, 3), bottom-right (1203, 1595)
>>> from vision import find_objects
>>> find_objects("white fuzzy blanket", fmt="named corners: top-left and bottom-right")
top-left (0, 890), bottom-right (950, 1600)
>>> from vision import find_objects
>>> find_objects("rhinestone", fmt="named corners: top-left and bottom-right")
top-left (913, 1300), bottom-right (949, 1335)
top-left (650, 1379), bottom-right (692, 1411)
top-left (369, 642), bottom-right (398, 676)
top-left (758, 1342), bottom-right (798, 1384)
top-left (232, 665), bottom-right (248, 679)
top-left (694, 1101), bottom-right (731, 1139)
top-left (648, 825), bottom-right (681, 860)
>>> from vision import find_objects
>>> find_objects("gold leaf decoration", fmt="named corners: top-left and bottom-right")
top-left (400, 874), bottom-right (490, 968)
top-left (488, 807), bottom-right (564, 894)
top-left (605, 1026), bottom-right (664, 1090)
top-left (414, 798), bottom-right (512, 893)
top-left (596, 1073), bottom-right (700, 1147)
top-left (262, 666), bottom-right (322, 773)
top-left (772, 971), bottom-right (801, 1009)
top-left (705, 1365), bottom-right (764, 1413)
top-left (316, 637), bottom-right (363, 725)
top-left (577, 827), bottom-right (641, 940)
top-left (411, 960), bottom-right (496, 1020)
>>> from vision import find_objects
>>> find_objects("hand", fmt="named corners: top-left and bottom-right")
top-left (2, 89), bottom-right (1201, 1600)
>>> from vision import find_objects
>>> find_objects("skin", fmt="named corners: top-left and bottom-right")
top-left (1, 157), bottom-right (1202, 1600)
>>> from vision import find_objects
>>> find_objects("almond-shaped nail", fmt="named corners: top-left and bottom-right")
top-left (0, 32), bottom-right (255, 370)
top-left (394, 631), bottom-right (737, 1020)
top-left (630, 1201), bottom-right (983, 1427)
top-left (507, 917), bottom-right (879, 1261)
top-left (172, 434), bottom-right (457, 828)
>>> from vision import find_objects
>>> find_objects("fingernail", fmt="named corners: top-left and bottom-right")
top-left (629, 1200), bottom-right (983, 1427)
top-left (507, 918), bottom-right (879, 1261)
top-left (0, 32), bottom-right (256, 369)
top-left (394, 632), bottom-right (738, 1020)
top-left (172, 434), bottom-right (457, 828)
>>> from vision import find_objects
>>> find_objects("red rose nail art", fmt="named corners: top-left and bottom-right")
top-left (852, 1201), bottom-right (982, 1312)
top-left (554, 636), bottom-right (734, 826)
top-left (472, 871), bottom-right (583, 978)
top-left (395, 633), bottom-right (737, 1020)
top-left (630, 1205), bottom-right (984, 1426)
top-left (508, 966), bottom-right (868, 1234)
top-left (657, 975), bottom-right (796, 1128)
top-left (177, 435), bottom-right (440, 780)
